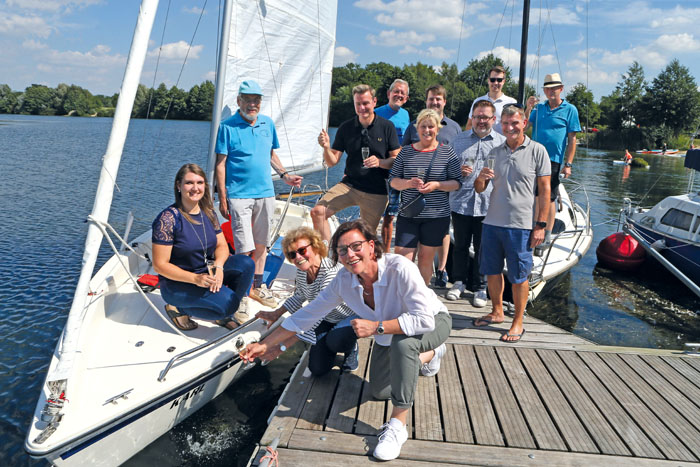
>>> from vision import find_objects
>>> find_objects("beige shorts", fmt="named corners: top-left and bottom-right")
top-left (229, 197), bottom-right (275, 253)
top-left (317, 182), bottom-right (388, 231)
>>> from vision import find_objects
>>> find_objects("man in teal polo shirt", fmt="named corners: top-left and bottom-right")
top-left (525, 73), bottom-right (581, 244)
top-left (216, 80), bottom-right (302, 310)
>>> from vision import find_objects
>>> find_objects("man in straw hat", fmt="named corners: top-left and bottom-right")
top-left (525, 73), bottom-right (581, 246)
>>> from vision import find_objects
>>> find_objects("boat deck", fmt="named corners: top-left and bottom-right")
top-left (249, 296), bottom-right (700, 466)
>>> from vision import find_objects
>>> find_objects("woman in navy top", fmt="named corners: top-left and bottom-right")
top-left (152, 164), bottom-right (254, 331)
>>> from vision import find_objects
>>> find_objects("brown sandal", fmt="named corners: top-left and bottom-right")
top-left (165, 304), bottom-right (198, 331)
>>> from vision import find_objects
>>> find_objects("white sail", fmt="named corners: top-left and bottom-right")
top-left (221, 0), bottom-right (337, 176)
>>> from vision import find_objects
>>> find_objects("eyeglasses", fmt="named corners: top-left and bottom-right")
top-left (489, 77), bottom-right (504, 83)
top-left (336, 240), bottom-right (367, 257)
top-left (239, 95), bottom-right (262, 105)
top-left (286, 244), bottom-right (312, 261)
top-left (503, 103), bottom-right (524, 109)
top-left (473, 115), bottom-right (494, 121)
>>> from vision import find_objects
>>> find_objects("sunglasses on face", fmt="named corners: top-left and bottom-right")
top-left (286, 244), bottom-right (312, 261)
top-left (489, 77), bottom-right (504, 83)
top-left (336, 240), bottom-right (367, 257)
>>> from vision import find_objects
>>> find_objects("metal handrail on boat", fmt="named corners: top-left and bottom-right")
top-left (157, 317), bottom-right (267, 382)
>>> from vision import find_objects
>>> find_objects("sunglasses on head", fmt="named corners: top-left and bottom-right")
top-left (489, 77), bottom-right (504, 83)
top-left (286, 243), bottom-right (312, 261)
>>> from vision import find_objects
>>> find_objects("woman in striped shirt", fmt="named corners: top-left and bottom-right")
top-left (390, 109), bottom-right (462, 284)
top-left (255, 227), bottom-right (359, 375)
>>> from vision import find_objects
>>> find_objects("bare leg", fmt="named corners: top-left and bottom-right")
top-left (437, 234), bottom-right (450, 272)
top-left (480, 274), bottom-right (505, 322)
top-left (311, 204), bottom-right (334, 242)
top-left (419, 349), bottom-right (435, 364)
top-left (546, 199), bottom-right (556, 231)
top-left (417, 244), bottom-right (437, 285)
top-left (253, 243), bottom-right (267, 275)
top-left (394, 246), bottom-right (415, 262)
top-left (382, 214), bottom-right (395, 252)
top-left (502, 280), bottom-right (528, 341)
top-left (390, 406), bottom-right (409, 425)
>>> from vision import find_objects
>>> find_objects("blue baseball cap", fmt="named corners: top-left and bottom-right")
top-left (238, 80), bottom-right (263, 96)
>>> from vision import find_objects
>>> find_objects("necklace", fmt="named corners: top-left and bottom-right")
top-left (358, 275), bottom-right (373, 296)
top-left (184, 209), bottom-right (208, 266)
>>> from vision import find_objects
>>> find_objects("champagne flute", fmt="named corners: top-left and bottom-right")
top-left (206, 259), bottom-right (216, 276)
top-left (361, 147), bottom-right (370, 160)
top-left (238, 347), bottom-right (257, 370)
top-left (486, 155), bottom-right (496, 170)
top-left (416, 167), bottom-right (426, 178)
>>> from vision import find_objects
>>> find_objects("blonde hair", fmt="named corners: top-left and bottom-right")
top-left (282, 226), bottom-right (328, 258)
top-left (416, 108), bottom-right (443, 129)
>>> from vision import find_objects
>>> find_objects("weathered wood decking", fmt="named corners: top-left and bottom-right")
top-left (249, 296), bottom-right (700, 466)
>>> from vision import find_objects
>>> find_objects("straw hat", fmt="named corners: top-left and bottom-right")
top-left (543, 73), bottom-right (563, 88)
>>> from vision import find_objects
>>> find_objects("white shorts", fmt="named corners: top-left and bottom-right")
top-left (228, 197), bottom-right (275, 253)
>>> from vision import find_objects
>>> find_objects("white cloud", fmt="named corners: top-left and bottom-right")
top-left (45, 44), bottom-right (125, 69)
top-left (367, 30), bottom-right (435, 47)
top-left (334, 46), bottom-right (358, 66)
top-left (22, 39), bottom-right (47, 50)
top-left (530, 7), bottom-right (580, 25)
top-left (183, 6), bottom-right (204, 15)
top-left (6, 0), bottom-right (101, 12)
top-left (204, 70), bottom-right (215, 81)
top-left (476, 46), bottom-right (556, 70)
top-left (0, 12), bottom-right (52, 37)
top-left (400, 45), bottom-right (454, 60)
top-left (653, 33), bottom-right (700, 52)
top-left (606, 2), bottom-right (700, 28)
top-left (599, 46), bottom-right (666, 69)
top-left (148, 41), bottom-right (204, 61)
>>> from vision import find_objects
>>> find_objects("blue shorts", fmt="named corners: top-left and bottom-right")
top-left (479, 224), bottom-right (533, 284)
top-left (384, 188), bottom-right (400, 216)
top-left (395, 216), bottom-right (450, 248)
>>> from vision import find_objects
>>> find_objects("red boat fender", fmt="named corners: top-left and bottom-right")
top-left (596, 232), bottom-right (646, 271)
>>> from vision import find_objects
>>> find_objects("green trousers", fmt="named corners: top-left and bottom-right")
top-left (368, 312), bottom-right (452, 409)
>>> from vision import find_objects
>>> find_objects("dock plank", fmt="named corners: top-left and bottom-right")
top-left (325, 339), bottom-right (371, 433)
top-left (655, 356), bottom-right (700, 407)
top-left (576, 351), bottom-right (696, 461)
top-left (475, 345), bottom-right (535, 448)
top-left (536, 348), bottom-right (628, 455)
top-left (355, 341), bottom-right (387, 435)
top-left (454, 344), bottom-right (503, 446)
top-left (517, 348), bottom-right (598, 453)
top-left (437, 344), bottom-right (472, 444)
top-left (620, 354), bottom-right (700, 427)
top-left (683, 356), bottom-right (700, 373)
top-left (295, 366), bottom-right (340, 431)
top-left (451, 327), bottom-right (586, 344)
top-left (496, 346), bottom-right (566, 451)
top-left (557, 349), bottom-right (663, 458)
top-left (414, 369), bottom-right (442, 440)
top-left (598, 352), bottom-right (700, 460)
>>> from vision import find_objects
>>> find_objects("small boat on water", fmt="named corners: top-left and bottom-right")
top-left (620, 149), bottom-right (700, 298)
top-left (612, 160), bottom-right (630, 166)
top-left (25, 0), bottom-right (339, 465)
top-left (636, 149), bottom-right (681, 155)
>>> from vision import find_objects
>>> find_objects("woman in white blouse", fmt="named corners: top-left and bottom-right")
top-left (243, 219), bottom-right (452, 461)
top-left (255, 226), bottom-right (358, 375)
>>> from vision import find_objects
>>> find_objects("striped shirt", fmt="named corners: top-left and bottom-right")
top-left (389, 143), bottom-right (462, 218)
top-left (283, 257), bottom-right (354, 345)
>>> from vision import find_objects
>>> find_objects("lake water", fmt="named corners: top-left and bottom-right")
top-left (1, 115), bottom-right (698, 465)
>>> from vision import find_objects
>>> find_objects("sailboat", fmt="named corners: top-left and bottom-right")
top-left (24, 1), bottom-right (338, 465)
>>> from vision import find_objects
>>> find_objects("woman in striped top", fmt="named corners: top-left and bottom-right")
top-left (390, 109), bottom-right (462, 284)
top-left (255, 227), bottom-right (359, 375)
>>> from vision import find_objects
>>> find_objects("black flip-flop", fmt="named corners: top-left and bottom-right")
top-left (215, 317), bottom-right (239, 330)
top-left (500, 329), bottom-right (525, 343)
top-left (473, 316), bottom-right (505, 327)
top-left (165, 304), bottom-right (198, 331)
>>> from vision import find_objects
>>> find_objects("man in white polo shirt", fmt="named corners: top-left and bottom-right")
top-left (465, 65), bottom-right (517, 135)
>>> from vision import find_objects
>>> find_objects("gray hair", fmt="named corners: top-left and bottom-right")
top-left (501, 104), bottom-right (525, 120)
top-left (389, 79), bottom-right (409, 95)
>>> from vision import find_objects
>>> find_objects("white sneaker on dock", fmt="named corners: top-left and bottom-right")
top-left (446, 281), bottom-right (465, 301)
top-left (373, 419), bottom-right (408, 461)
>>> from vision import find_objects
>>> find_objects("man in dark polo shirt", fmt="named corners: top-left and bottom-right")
top-left (312, 84), bottom-right (401, 241)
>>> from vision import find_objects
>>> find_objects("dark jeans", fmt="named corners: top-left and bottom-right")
top-left (451, 211), bottom-right (486, 291)
top-left (308, 316), bottom-right (358, 376)
top-left (160, 254), bottom-right (255, 320)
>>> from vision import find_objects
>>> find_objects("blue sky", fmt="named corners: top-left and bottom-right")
top-left (2, 0), bottom-right (700, 102)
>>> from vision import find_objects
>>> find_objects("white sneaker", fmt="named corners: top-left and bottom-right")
top-left (445, 281), bottom-right (465, 301)
top-left (472, 289), bottom-right (488, 308)
top-left (420, 343), bottom-right (446, 377)
top-left (373, 419), bottom-right (408, 461)
top-left (233, 297), bottom-right (252, 324)
top-left (249, 284), bottom-right (277, 308)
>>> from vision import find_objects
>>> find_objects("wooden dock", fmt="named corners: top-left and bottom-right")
top-left (249, 296), bottom-right (700, 466)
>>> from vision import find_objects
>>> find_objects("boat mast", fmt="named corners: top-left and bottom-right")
top-left (50, 0), bottom-right (160, 382)
top-left (517, 0), bottom-right (531, 105)
top-left (206, 0), bottom-right (233, 188)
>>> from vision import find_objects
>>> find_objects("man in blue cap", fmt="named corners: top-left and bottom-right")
top-left (216, 79), bottom-right (302, 311)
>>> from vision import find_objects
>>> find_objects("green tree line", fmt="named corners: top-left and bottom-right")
top-left (0, 81), bottom-right (215, 120)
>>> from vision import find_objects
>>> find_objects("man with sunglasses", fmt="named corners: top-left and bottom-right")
top-left (215, 80), bottom-right (302, 309)
top-left (525, 73), bottom-right (581, 246)
top-left (465, 65), bottom-right (517, 135)
top-left (313, 84), bottom-right (401, 242)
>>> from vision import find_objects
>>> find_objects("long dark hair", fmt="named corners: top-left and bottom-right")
top-left (174, 163), bottom-right (219, 228)
top-left (329, 219), bottom-right (384, 264)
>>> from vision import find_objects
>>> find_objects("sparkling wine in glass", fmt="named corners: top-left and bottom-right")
top-left (361, 147), bottom-right (370, 160)
top-left (206, 259), bottom-right (216, 276)
top-left (416, 168), bottom-right (426, 178)
top-left (486, 155), bottom-right (496, 170)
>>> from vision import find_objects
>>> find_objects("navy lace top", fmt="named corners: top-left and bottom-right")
top-left (152, 205), bottom-right (221, 282)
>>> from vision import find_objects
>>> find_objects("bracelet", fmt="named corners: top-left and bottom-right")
top-left (280, 171), bottom-right (288, 178)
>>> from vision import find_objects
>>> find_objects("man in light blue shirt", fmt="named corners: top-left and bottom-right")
top-left (375, 79), bottom-right (410, 251)
top-left (215, 80), bottom-right (302, 308)
top-left (526, 72), bottom-right (581, 244)
top-left (447, 100), bottom-right (505, 306)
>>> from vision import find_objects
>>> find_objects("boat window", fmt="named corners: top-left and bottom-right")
top-left (660, 208), bottom-right (693, 231)
top-left (694, 215), bottom-right (700, 234)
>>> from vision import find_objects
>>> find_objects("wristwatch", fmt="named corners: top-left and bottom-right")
top-left (535, 221), bottom-right (547, 228)
top-left (279, 344), bottom-right (287, 352)
top-left (564, 162), bottom-right (572, 168)
top-left (376, 321), bottom-right (385, 335)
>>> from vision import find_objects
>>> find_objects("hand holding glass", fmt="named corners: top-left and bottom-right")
top-left (206, 259), bottom-right (216, 276)
top-left (361, 147), bottom-right (370, 160)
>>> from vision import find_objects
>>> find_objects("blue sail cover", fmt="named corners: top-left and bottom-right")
top-left (685, 149), bottom-right (700, 170)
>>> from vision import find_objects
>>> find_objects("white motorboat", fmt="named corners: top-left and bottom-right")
top-left (25, 1), bottom-right (338, 465)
